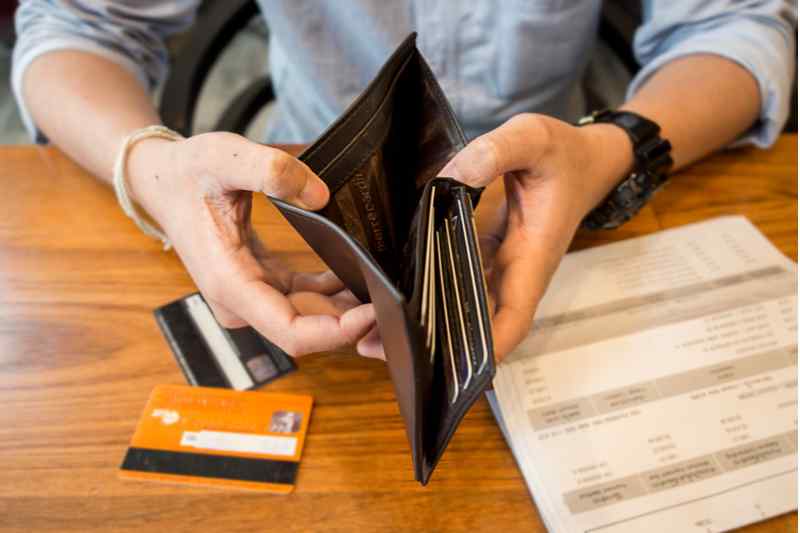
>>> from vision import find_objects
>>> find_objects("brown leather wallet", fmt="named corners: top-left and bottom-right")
top-left (272, 33), bottom-right (495, 485)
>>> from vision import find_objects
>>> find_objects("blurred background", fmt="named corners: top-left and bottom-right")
top-left (0, 0), bottom-right (23, 143)
top-left (0, 1), bottom-right (795, 145)
top-left (0, 1), bottom-right (275, 144)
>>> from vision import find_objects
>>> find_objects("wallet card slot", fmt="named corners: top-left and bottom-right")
top-left (399, 179), bottom-right (432, 308)
top-left (419, 179), bottom-right (496, 483)
top-left (458, 192), bottom-right (492, 374)
top-left (275, 34), bottom-right (494, 485)
top-left (452, 194), bottom-right (490, 375)
top-left (423, 185), bottom-right (438, 355)
top-left (442, 218), bottom-right (474, 390)
top-left (297, 35), bottom-right (468, 291)
top-left (312, 48), bottom-right (433, 283)
top-left (420, 185), bottom-right (436, 329)
top-left (422, 366), bottom-right (494, 482)
top-left (435, 230), bottom-right (460, 405)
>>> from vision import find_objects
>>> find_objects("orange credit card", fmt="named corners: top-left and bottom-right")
top-left (120, 384), bottom-right (312, 493)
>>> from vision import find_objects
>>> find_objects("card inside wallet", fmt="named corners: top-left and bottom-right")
top-left (272, 33), bottom-right (494, 485)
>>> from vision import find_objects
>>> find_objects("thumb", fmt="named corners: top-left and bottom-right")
top-left (260, 148), bottom-right (329, 210)
top-left (438, 114), bottom-right (549, 188)
top-left (198, 132), bottom-right (329, 210)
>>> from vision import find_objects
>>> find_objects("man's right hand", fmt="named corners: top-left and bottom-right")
top-left (126, 131), bottom-right (377, 357)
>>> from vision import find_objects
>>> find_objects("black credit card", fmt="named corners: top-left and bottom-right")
top-left (154, 293), bottom-right (296, 390)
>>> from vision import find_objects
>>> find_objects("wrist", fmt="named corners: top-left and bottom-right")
top-left (125, 136), bottom-right (176, 218)
top-left (577, 123), bottom-right (635, 214)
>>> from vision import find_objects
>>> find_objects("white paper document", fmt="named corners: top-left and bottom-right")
top-left (490, 216), bottom-right (797, 533)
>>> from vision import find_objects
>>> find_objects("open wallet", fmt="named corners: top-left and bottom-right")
top-left (271, 33), bottom-right (495, 485)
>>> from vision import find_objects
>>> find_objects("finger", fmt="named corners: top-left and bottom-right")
top-left (356, 326), bottom-right (386, 360)
top-left (288, 291), bottom-right (346, 317)
top-left (473, 177), bottom-right (507, 236)
top-left (249, 230), bottom-right (345, 296)
top-left (247, 232), bottom-right (292, 291)
top-left (290, 270), bottom-right (346, 295)
top-left (339, 304), bottom-right (377, 344)
top-left (486, 289), bottom-right (497, 318)
top-left (232, 282), bottom-right (368, 355)
top-left (489, 232), bottom-right (563, 360)
top-left (287, 290), bottom-right (364, 316)
top-left (490, 252), bottom-right (542, 361)
top-left (438, 114), bottom-right (551, 188)
top-left (216, 252), bottom-right (375, 356)
top-left (330, 289), bottom-right (363, 312)
top-left (474, 179), bottom-right (507, 267)
top-left (192, 132), bottom-right (329, 210)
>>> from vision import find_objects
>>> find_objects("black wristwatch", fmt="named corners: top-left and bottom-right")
top-left (577, 109), bottom-right (673, 230)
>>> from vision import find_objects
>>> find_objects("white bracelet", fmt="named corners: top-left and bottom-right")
top-left (112, 125), bottom-right (184, 251)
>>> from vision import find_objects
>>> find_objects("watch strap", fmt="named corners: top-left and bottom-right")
top-left (578, 110), bottom-right (673, 230)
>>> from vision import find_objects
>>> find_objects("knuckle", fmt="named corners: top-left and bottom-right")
top-left (508, 112), bottom-right (534, 128)
top-left (508, 113), bottom-right (555, 158)
top-left (533, 116), bottom-right (554, 146)
top-left (472, 135), bottom-right (501, 178)
top-left (252, 320), bottom-right (302, 356)
top-left (510, 112), bottom-right (550, 139)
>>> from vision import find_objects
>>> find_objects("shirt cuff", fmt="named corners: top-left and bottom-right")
top-left (12, 37), bottom-right (151, 144)
top-left (626, 19), bottom-right (794, 149)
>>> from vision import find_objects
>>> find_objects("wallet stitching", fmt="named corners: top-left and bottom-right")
top-left (317, 55), bottom-right (414, 184)
top-left (336, 125), bottom-right (393, 191)
top-left (303, 102), bottom-right (369, 169)
top-left (331, 55), bottom-right (463, 187)
top-left (303, 50), bottom-right (415, 166)
top-left (325, 54), bottom-right (462, 195)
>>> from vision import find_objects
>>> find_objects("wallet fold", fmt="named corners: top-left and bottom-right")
top-left (272, 33), bottom-right (495, 485)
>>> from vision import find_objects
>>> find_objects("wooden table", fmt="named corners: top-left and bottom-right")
top-left (0, 137), bottom-right (796, 532)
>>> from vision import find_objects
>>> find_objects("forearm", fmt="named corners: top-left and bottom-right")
top-left (583, 54), bottom-right (762, 210)
top-left (622, 54), bottom-right (761, 171)
top-left (22, 50), bottom-right (162, 185)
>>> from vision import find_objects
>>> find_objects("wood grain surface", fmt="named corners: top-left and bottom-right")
top-left (0, 137), bottom-right (796, 533)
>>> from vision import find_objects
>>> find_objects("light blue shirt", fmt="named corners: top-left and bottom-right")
top-left (12, 1), bottom-right (797, 147)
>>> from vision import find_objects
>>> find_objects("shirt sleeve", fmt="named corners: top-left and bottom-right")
top-left (12, 0), bottom-right (200, 142)
top-left (629, 0), bottom-right (797, 148)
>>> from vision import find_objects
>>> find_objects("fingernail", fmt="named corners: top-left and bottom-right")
top-left (357, 337), bottom-right (385, 360)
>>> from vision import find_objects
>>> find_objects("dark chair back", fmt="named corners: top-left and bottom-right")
top-left (159, 0), bottom-right (273, 136)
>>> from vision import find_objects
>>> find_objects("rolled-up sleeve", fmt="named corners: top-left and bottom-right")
top-left (629, 1), bottom-right (797, 148)
top-left (12, 0), bottom-right (199, 142)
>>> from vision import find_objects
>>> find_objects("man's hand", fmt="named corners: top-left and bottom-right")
top-left (126, 132), bottom-right (375, 356)
top-left (439, 113), bottom-right (634, 360)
